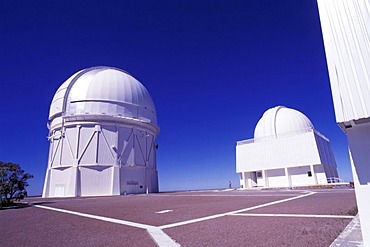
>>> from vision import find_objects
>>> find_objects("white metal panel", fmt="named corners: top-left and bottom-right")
top-left (317, 0), bottom-right (370, 123)
top-left (146, 135), bottom-right (155, 167)
top-left (134, 132), bottom-right (146, 166)
top-left (49, 70), bottom-right (81, 119)
top-left (54, 184), bottom-right (65, 197)
top-left (266, 169), bottom-right (289, 187)
top-left (66, 127), bottom-right (78, 159)
top-left (347, 124), bottom-right (370, 184)
top-left (97, 126), bottom-right (116, 165)
top-left (289, 166), bottom-right (314, 186)
top-left (314, 165), bottom-right (328, 184)
top-left (236, 131), bottom-right (320, 172)
top-left (60, 129), bottom-right (75, 166)
top-left (79, 166), bottom-right (112, 196)
top-left (120, 166), bottom-right (146, 194)
top-left (119, 127), bottom-right (135, 166)
top-left (50, 138), bottom-right (62, 167)
top-left (78, 126), bottom-right (97, 165)
top-left (48, 167), bottom-right (76, 197)
top-left (275, 107), bottom-right (313, 137)
top-left (257, 176), bottom-right (265, 187)
top-left (314, 132), bottom-right (337, 167)
top-left (64, 68), bottom-right (157, 124)
top-left (254, 106), bottom-right (313, 140)
top-left (148, 168), bottom-right (158, 192)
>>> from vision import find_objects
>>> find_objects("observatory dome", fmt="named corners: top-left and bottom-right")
top-left (254, 106), bottom-right (313, 140)
top-left (49, 66), bottom-right (157, 125)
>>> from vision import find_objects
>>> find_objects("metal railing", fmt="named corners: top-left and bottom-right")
top-left (237, 128), bottom-right (329, 146)
top-left (327, 177), bottom-right (344, 183)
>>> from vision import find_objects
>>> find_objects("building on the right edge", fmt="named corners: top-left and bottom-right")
top-left (317, 0), bottom-right (370, 246)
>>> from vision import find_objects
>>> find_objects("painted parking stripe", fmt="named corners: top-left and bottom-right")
top-left (31, 204), bottom-right (180, 247)
top-left (32, 204), bottom-right (151, 229)
top-left (154, 194), bottom-right (303, 197)
top-left (230, 213), bottom-right (355, 219)
top-left (147, 227), bottom-right (180, 247)
top-left (156, 209), bottom-right (173, 214)
top-left (159, 191), bottom-right (316, 229)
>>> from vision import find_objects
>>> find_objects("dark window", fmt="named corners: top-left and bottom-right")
top-left (256, 171), bottom-right (263, 178)
top-left (307, 171), bottom-right (312, 177)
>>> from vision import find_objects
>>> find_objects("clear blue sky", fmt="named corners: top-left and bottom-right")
top-left (0, 0), bottom-right (352, 195)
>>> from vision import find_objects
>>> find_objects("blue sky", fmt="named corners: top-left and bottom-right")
top-left (0, 0), bottom-right (352, 195)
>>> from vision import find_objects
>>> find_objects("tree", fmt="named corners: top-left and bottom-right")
top-left (0, 161), bottom-right (33, 207)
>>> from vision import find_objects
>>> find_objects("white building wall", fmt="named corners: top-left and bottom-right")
top-left (237, 131), bottom-right (321, 173)
top-left (79, 166), bottom-right (113, 196)
top-left (257, 173), bottom-right (266, 187)
top-left (289, 166), bottom-right (313, 186)
top-left (314, 165), bottom-right (327, 184)
top-left (44, 167), bottom-right (77, 197)
top-left (43, 118), bottom-right (158, 197)
top-left (317, 0), bottom-right (370, 125)
top-left (318, 2), bottom-right (370, 245)
top-left (236, 130), bottom-right (336, 189)
top-left (347, 125), bottom-right (370, 247)
top-left (266, 169), bottom-right (289, 188)
top-left (314, 132), bottom-right (337, 168)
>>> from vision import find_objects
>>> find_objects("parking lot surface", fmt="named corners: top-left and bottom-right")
top-left (1, 188), bottom-right (356, 247)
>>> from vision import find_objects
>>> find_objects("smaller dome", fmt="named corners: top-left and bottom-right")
top-left (254, 106), bottom-right (313, 140)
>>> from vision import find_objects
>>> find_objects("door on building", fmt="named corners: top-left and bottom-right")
top-left (54, 184), bottom-right (65, 197)
top-left (126, 180), bottom-right (139, 194)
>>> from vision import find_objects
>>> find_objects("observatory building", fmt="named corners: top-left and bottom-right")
top-left (317, 0), bottom-right (370, 245)
top-left (236, 106), bottom-right (338, 189)
top-left (42, 66), bottom-right (159, 197)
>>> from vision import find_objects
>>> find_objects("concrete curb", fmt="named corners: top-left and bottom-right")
top-left (330, 214), bottom-right (363, 247)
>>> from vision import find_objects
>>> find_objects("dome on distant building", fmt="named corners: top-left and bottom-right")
top-left (49, 66), bottom-right (157, 125)
top-left (254, 106), bottom-right (313, 140)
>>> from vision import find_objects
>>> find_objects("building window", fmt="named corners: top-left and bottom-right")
top-left (256, 171), bottom-right (262, 178)
top-left (307, 171), bottom-right (312, 177)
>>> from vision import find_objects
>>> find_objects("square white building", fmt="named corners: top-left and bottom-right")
top-left (236, 106), bottom-right (338, 189)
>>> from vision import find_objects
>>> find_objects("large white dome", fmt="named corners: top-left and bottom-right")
top-left (49, 66), bottom-right (157, 125)
top-left (254, 106), bottom-right (313, 140)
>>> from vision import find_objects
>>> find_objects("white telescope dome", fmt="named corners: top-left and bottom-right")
top-left (49, 66), bottom-right (157, 125)
top-left (44, 66), bottom-right (160, 197)
top-left (254, 106), bottom-right (313, 140)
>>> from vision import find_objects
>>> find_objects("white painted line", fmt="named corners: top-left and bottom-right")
top-left (159, 191), bottom-right (316, 229)
top-left (230, 213), bottom-right (355, 219)
top-left (154, 194), bottom-right (302, 197)
top-left (32, 204), bottom-right (150, 229)
top-left (147, 227), bottom-right (180, 247)
top-left (156, 210), bottom-right (173, 214)
top-left (31, 204), bottom-right (180, 247)
top-left (311, 190), bottom-right (354, 193)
